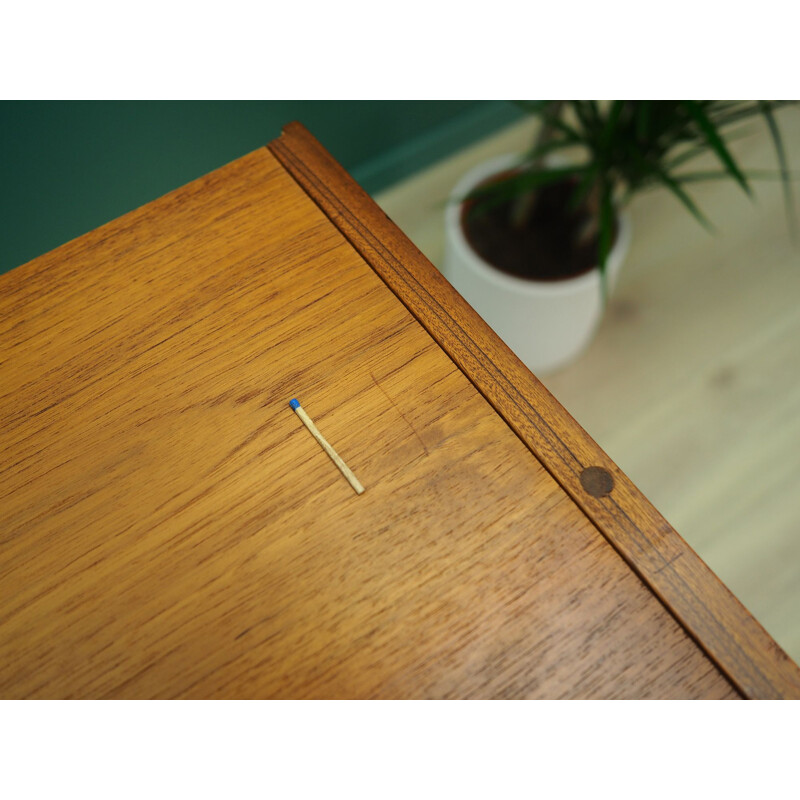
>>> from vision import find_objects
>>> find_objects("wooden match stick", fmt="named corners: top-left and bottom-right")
top-left (289, 398), bottom-right (365, 495)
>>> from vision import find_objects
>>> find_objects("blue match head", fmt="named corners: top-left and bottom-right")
top-left (289, 398), bottom-right (300, 410)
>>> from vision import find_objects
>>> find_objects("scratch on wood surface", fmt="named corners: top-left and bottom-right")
top-left (655, 553), bottom-right (684, 574)
top-left (369, 369), bottom-right (429, 456)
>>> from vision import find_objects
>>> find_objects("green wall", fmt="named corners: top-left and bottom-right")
top-left (0, 101), bottom-right (523, 274)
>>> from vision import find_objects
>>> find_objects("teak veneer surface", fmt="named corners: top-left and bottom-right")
top-left (0, 144), bottom-right (742, 698)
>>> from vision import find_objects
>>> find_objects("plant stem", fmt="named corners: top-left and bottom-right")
top-left (510, 101), bottom-right (564, 230)
top-left (576, 180), bottom-right (602, 246)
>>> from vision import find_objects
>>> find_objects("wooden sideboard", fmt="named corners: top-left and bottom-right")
top-left (1, 122), bottom-right (798, 699)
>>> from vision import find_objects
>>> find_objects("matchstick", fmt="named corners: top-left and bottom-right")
top-left (289, 398), bottom-right (365, 495)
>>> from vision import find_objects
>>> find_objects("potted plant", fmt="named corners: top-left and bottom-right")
top-left (443, 101), bottom-right (796, 374)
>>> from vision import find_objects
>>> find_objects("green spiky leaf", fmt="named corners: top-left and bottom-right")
top-left (598, 179), bottom-right (614, 303)
top-left (651, 162), bottom-right (714, 231)
top-left (684, 100), bottom-right (751, 196)
top-left (759, 101), bottom-right (797, 242)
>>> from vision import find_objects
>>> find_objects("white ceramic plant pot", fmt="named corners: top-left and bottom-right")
top-left (442, 154), bottom-right (631, 375)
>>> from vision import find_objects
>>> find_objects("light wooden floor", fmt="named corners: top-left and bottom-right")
top-left (375, 107), bottom-right (800, 665)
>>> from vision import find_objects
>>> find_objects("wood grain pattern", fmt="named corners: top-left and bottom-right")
top-left (0, 146), bottom-right (737, 698)
top-left (269, 121), bottom-right (800, 699)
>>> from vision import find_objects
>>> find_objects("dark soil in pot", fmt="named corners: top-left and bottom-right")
top-left (461, 173), bottom-right (618, 282)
